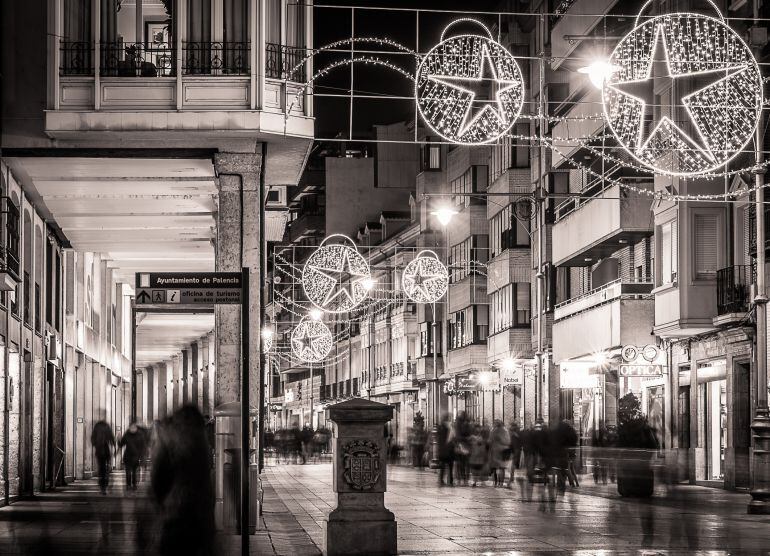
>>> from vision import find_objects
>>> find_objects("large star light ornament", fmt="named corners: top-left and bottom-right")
top-left (602, 11), bottom-right (762, 176)
top-left (291, 317), bottom-right (333, 363)
top-left (416, 19), bottom-right (525, 145)
top-left (301, 234), bottom-right (372, 313)
top-left (402, 250), bottom-right (448, 304)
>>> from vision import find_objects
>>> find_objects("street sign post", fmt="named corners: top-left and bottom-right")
top-left (135, 272), bottom-right (242, 305)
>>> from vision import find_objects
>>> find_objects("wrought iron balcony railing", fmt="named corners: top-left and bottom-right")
top-left (100, 42), bottom-right (175, 77)
top-left (60, 41), bottom-right (94, 75)
top-left (266, 42), bottom-right (307, 82)
top-left (716, 265), bottom-right (753, 315)
top-left (1, 197), bottom-right (20, 281)
top-left (183, 42), bottom-right (249, 76)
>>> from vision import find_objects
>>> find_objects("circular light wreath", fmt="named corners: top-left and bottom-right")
top-left (416, 18), bottom-right (525, 145)
top-left (301, 234), bottom-right (372, 314)
top-left (291, 316), bottom-right (333, 363)
top-left (401, 250), bottom-right (449, 304)
top-left (602, 9), bottom-right (762, 176)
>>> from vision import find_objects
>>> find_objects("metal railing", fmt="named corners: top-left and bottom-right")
top-left (1, 197), bottom-right (20, 280)
top-left (265, 42), bottom-right (307, 82)
top-left (100, 42), bottom-right (175, 77)
top-left (716, 265), bottom-right (752, 315)
top-left (60, 41), bottom-right (93, 75)
top-left (183, 42), bottom-right (250, 76)
top-left (554, 278), bottom-right (654, 321)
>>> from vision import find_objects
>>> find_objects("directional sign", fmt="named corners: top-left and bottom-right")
top-left (135, 272), bottom-right (242, 305)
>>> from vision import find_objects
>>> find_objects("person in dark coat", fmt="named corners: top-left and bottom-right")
top-left (91, 420), bottom-right (116, 495)
top-left (437, 414), bottom-right (455, 486)
top-left (119, 421), bottom-right (147, 490)
top-left (151, 405), bottom-right (215, 556)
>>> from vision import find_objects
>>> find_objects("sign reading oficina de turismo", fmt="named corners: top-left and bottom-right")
top-left (619, 344), bottom-right (664, 377)
top-left (135, 272), bottom-right (242, 305)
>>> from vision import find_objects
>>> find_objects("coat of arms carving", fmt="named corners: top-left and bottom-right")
top-left (342, 439), bottom-right (380, 490)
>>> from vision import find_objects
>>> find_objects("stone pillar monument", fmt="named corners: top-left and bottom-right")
top-left (324, 398), bottom-right (397, 556)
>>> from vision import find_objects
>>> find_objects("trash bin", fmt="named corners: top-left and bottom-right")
top-left (223, 448), bottom-right (257, 534)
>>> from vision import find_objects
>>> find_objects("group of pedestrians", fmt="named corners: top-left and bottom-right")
top-left (265, 425), bottom-right (331, 464)
top-left (434, 413), bottom-right (580, 494)
top-left (89, 405), bottom-right (216, 556)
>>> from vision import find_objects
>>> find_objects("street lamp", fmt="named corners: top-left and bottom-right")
top-left (578, 59), bottom-right (617, 89)
top-left (309, 308), bottom-right (323, 321)
top-left (362, 277), bottom-right (376, 291)
top-left (431, 206), bottom-right (458, 227)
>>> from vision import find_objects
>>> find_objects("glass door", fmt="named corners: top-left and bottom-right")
top-left (705, 379), bottom-right (727, 480)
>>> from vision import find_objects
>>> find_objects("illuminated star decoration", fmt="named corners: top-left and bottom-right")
top-left (416, 20), bottom-right (524, 145)
top-left (402, 252), bottom-right (448, 304)
top-left (291, 318), bottom-right (333, 363)
top-left (603, 13), bottom-right (762, 176)
top-left (301, 236), bottom-right (371, 314)
top-left (428, 43), bottom-right (520, 139)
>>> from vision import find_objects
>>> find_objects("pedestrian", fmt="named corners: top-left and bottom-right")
top-left (91, 420), bottom-right (116, 495)
top-left (507, 421), bottom-right (522, 487)
top-left (468, 425), bottom-right (487, 487)
top-left (151, 405), bottom-right (215, 556)
top-left (489, 420), bottom-right (510, 487)
top-left (119, 421), bottom-right (147, 491)
top-left (437, 414), bottom-right (455, 486)
top-left (453, 412), bottom-right (471, 485)
top-left (301, 424), bottom-right (314, 464)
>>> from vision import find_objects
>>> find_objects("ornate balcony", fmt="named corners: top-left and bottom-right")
top-left (714, 265), bottom-right (753, 326)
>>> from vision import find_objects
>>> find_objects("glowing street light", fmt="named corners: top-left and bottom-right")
top-left (309, 308), bottom-right (323, 321)
top-left (500, 357), bottom-right (517, 372)
top-left (260, 327), bottom-right (273, 340)
top-left (431, 206), bottom-right (458, 227)
top-left (362, 277), bottom-right (376, 291)
top-left (578, 60), bottom-right (617, 89)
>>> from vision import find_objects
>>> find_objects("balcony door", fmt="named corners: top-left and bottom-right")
top-left (186, 0), bottom-right (248, 75)
top-left (102, 0), bottom-right (175, 77)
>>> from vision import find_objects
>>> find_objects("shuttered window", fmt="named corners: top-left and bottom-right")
top-left (694, 214), bottom-right (718, 279)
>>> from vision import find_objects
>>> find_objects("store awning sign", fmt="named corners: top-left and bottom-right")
top-left (620, 344), bottom-right (665, 377)
top-left (619, 364), bottom-right (663, 377)
top-left (502, 366), bottom-right (523, 386)
top-left (560, 361), bottom-right (599, 389)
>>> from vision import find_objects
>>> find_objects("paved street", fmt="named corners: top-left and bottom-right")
top-left (265, 462), bottom-right (770, 554)
top-left (1, 463), bottom-right (769, 554)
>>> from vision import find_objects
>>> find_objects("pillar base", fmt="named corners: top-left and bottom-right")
top-left (323, 509), bottom-right (397, 556)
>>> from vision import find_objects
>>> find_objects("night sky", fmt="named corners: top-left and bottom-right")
top-left (312, 1), bottom-right (506, 139)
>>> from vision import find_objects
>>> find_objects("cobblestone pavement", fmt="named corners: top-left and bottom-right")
top-left (264, 462), bottom-right (770, 555)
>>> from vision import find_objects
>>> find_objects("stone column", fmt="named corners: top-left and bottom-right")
top-left (213, 151), bottom-right (261, 409)
top-left (146, 366), bottom-right (155, 423)
top-left (157, 362), bottom-right (167, 418)
top-left (182, 349), bottom-right (190, 406)
top-left (324, 398), bottom-right (397, 556)
top-left (135, 371), bottom-right (144, 424)
top-left (191, 342), bottom-right (199, 408)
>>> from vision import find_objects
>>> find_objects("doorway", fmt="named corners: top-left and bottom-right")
top-left (733, 360), bottom-right (751, 488)
top-left (702, 379), bottom-right (727, 481)
top-left (19, 351), bottom-right (33, 495)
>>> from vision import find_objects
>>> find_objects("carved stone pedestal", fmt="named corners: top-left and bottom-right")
top-left (323, 398), bottom-right (397, 556)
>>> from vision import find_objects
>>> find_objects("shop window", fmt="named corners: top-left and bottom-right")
top-left (421, 142), bottom-right (441, 171)
top-left (678, 386), bottom-right (690, 449)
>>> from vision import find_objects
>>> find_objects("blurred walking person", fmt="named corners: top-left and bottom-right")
top-left (489, 420), bottom-right (510, 487)
top-left (152, 405), bottom-right (215, 556)
top-left (437, 414), bottom-right (455, 486)
top-left (468, 425), bottom-right (487, 487)
top-left (507, 421), bottom-right (522, 488)
top-left (119, 421), bottom-right (147, 491)
top-left (91, 420), bottom-right (116, 495)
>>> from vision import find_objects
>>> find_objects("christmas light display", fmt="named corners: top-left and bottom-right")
top-left (261, 327), bottom-right (274, 354)
top-left (301, 234), bottom-right (372, 313)
top-left (416, 19), bottom-right (524, 145)
top-left (602, 10), bottom-right (762, 176)
top-left (291, 316), bottom-right (333, 363)
top-left (401, 250), bottom-right (448, 304)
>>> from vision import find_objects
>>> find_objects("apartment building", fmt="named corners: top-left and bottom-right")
top-left (2, 0), bottom-right (313, 512)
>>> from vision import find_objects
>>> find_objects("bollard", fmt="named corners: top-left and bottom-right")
top-left (323, 398), bottom-right (397, 556)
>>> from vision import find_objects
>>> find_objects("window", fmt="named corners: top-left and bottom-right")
top-left (490, 204), bottom-right (530, 258)
top-left (35, 283), bottom-right (41, 333)
top-left (448, 306), bottom-right (488, 349)
top-left (448, 235), bottom-right (488, 283)
top-left (451, 166), bottom-right (488, 206)
top-left (694, 214), bottom-right (719, 279)
top-left (23, 272), bottom-right (30, 326)
top-left (489, 283), bottom-right (531, 334)
top-left (421, 142), bottom-right (441, 171)
top-left (488, 123), bottom-right (529, 183)
top-left (660, 219), bottom-right (678, 285)
top-left (419, 322), bottom-right (437, 357)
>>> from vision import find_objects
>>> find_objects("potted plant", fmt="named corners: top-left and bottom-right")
top-left (615, 393), bottom-right (659, 497)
